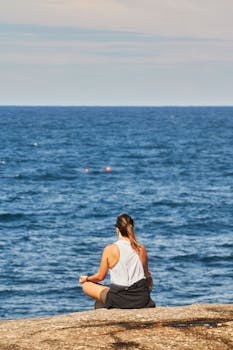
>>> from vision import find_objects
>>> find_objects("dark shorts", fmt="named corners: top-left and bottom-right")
top-left (104, 279), bottom-right (155, 309)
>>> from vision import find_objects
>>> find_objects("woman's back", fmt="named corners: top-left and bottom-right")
top-left (110, 240), bottom-right (145, 287)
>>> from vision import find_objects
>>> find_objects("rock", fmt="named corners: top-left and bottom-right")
top-left (0, 304), bottom-right (232, 349)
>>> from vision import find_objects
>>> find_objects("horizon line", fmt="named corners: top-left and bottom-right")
top-left (0, 104), bottom-right (233, 108)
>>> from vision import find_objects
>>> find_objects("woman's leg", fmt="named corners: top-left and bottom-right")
top-left (82, 281), bottom-right (109, 302)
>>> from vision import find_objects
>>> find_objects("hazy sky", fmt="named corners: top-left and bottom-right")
top-left (1, 0), bottom-right (233, 105)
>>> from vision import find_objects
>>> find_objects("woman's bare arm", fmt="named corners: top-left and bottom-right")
top-left (139, 245), bottom-right (153, 290)
top-left (139, 245), bottom-right (150, 276)
top-left (79, 245), bottom-right (113, 284)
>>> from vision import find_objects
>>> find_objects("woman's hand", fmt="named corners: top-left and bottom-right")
top-left (79, 275), bottom-right (88, 284)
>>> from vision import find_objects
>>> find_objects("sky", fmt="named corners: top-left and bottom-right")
top-left (0, 0), bottom-right (233, 106)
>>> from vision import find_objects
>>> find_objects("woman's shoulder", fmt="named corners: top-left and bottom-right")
top-left (103, 243), bottom-right (119, 254)
top-left (103, 243), bottom-right (120, 268)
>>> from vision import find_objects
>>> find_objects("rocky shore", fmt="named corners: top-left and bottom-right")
top-left (0, 304), bottom-right (232, 349)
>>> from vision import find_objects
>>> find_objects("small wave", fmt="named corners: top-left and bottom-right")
top-left (152, 199), bottom-right (191, 208)
top-left (14, 174), bottom-right (30, 180)
top-left (171, 254), bottom-right (233, 264)
top-left (0, 213), bottom-right (26, 222)
top-left (15, 173), bottom-right (77, 181)
top-left (223, 171), bottom-right (233, 177)
top-left (201, 255), bottom-right (233, 263)
top-left (4, 196), bottom-right (20, 203)
top-left (125, 153), bottom-right (145, 159)
top-left (32, 285), bottom-right (76, 296)
top-left (171, 254), bottom-right (198, 262)
top-left (221, 242), bottom-right (233, 248)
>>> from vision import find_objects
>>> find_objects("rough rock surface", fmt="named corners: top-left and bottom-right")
top-left (0, 304), bottom-right (232, 349)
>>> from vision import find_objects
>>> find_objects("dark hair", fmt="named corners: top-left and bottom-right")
top-left (115, 213), bottom-right (141, 252)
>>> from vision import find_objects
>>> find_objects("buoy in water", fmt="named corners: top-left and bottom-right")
top-left (105, 166), bottom-right (111, 172)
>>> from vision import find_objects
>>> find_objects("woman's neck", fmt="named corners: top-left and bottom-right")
top-left (118, 233), bottom-right (130, 241)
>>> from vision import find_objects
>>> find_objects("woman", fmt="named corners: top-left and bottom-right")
top-left (79, 213), bottom-right (155, 309)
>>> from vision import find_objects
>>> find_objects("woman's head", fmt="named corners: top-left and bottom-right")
top-left (115, 213), bottom-right (140, 252)
top-left (115, 213), bottom-right (134, 236)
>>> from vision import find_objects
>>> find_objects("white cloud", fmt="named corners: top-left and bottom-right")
top-left (1, 0), bottom-right (233, 39)
top-left (1, 34), bottom-right (232, 68)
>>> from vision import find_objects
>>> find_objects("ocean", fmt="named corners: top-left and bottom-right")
top-left (0, 106), bottom-right (232, 320)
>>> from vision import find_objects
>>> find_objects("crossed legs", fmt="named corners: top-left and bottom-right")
top-left (82, 282), bottom-right (110, 308)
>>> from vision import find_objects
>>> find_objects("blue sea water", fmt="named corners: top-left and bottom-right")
top-left (0, 106), bottom-right (233, 320)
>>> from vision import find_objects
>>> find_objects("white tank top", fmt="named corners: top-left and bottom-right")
top-left (110, 240), bottom-right (145, 287)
